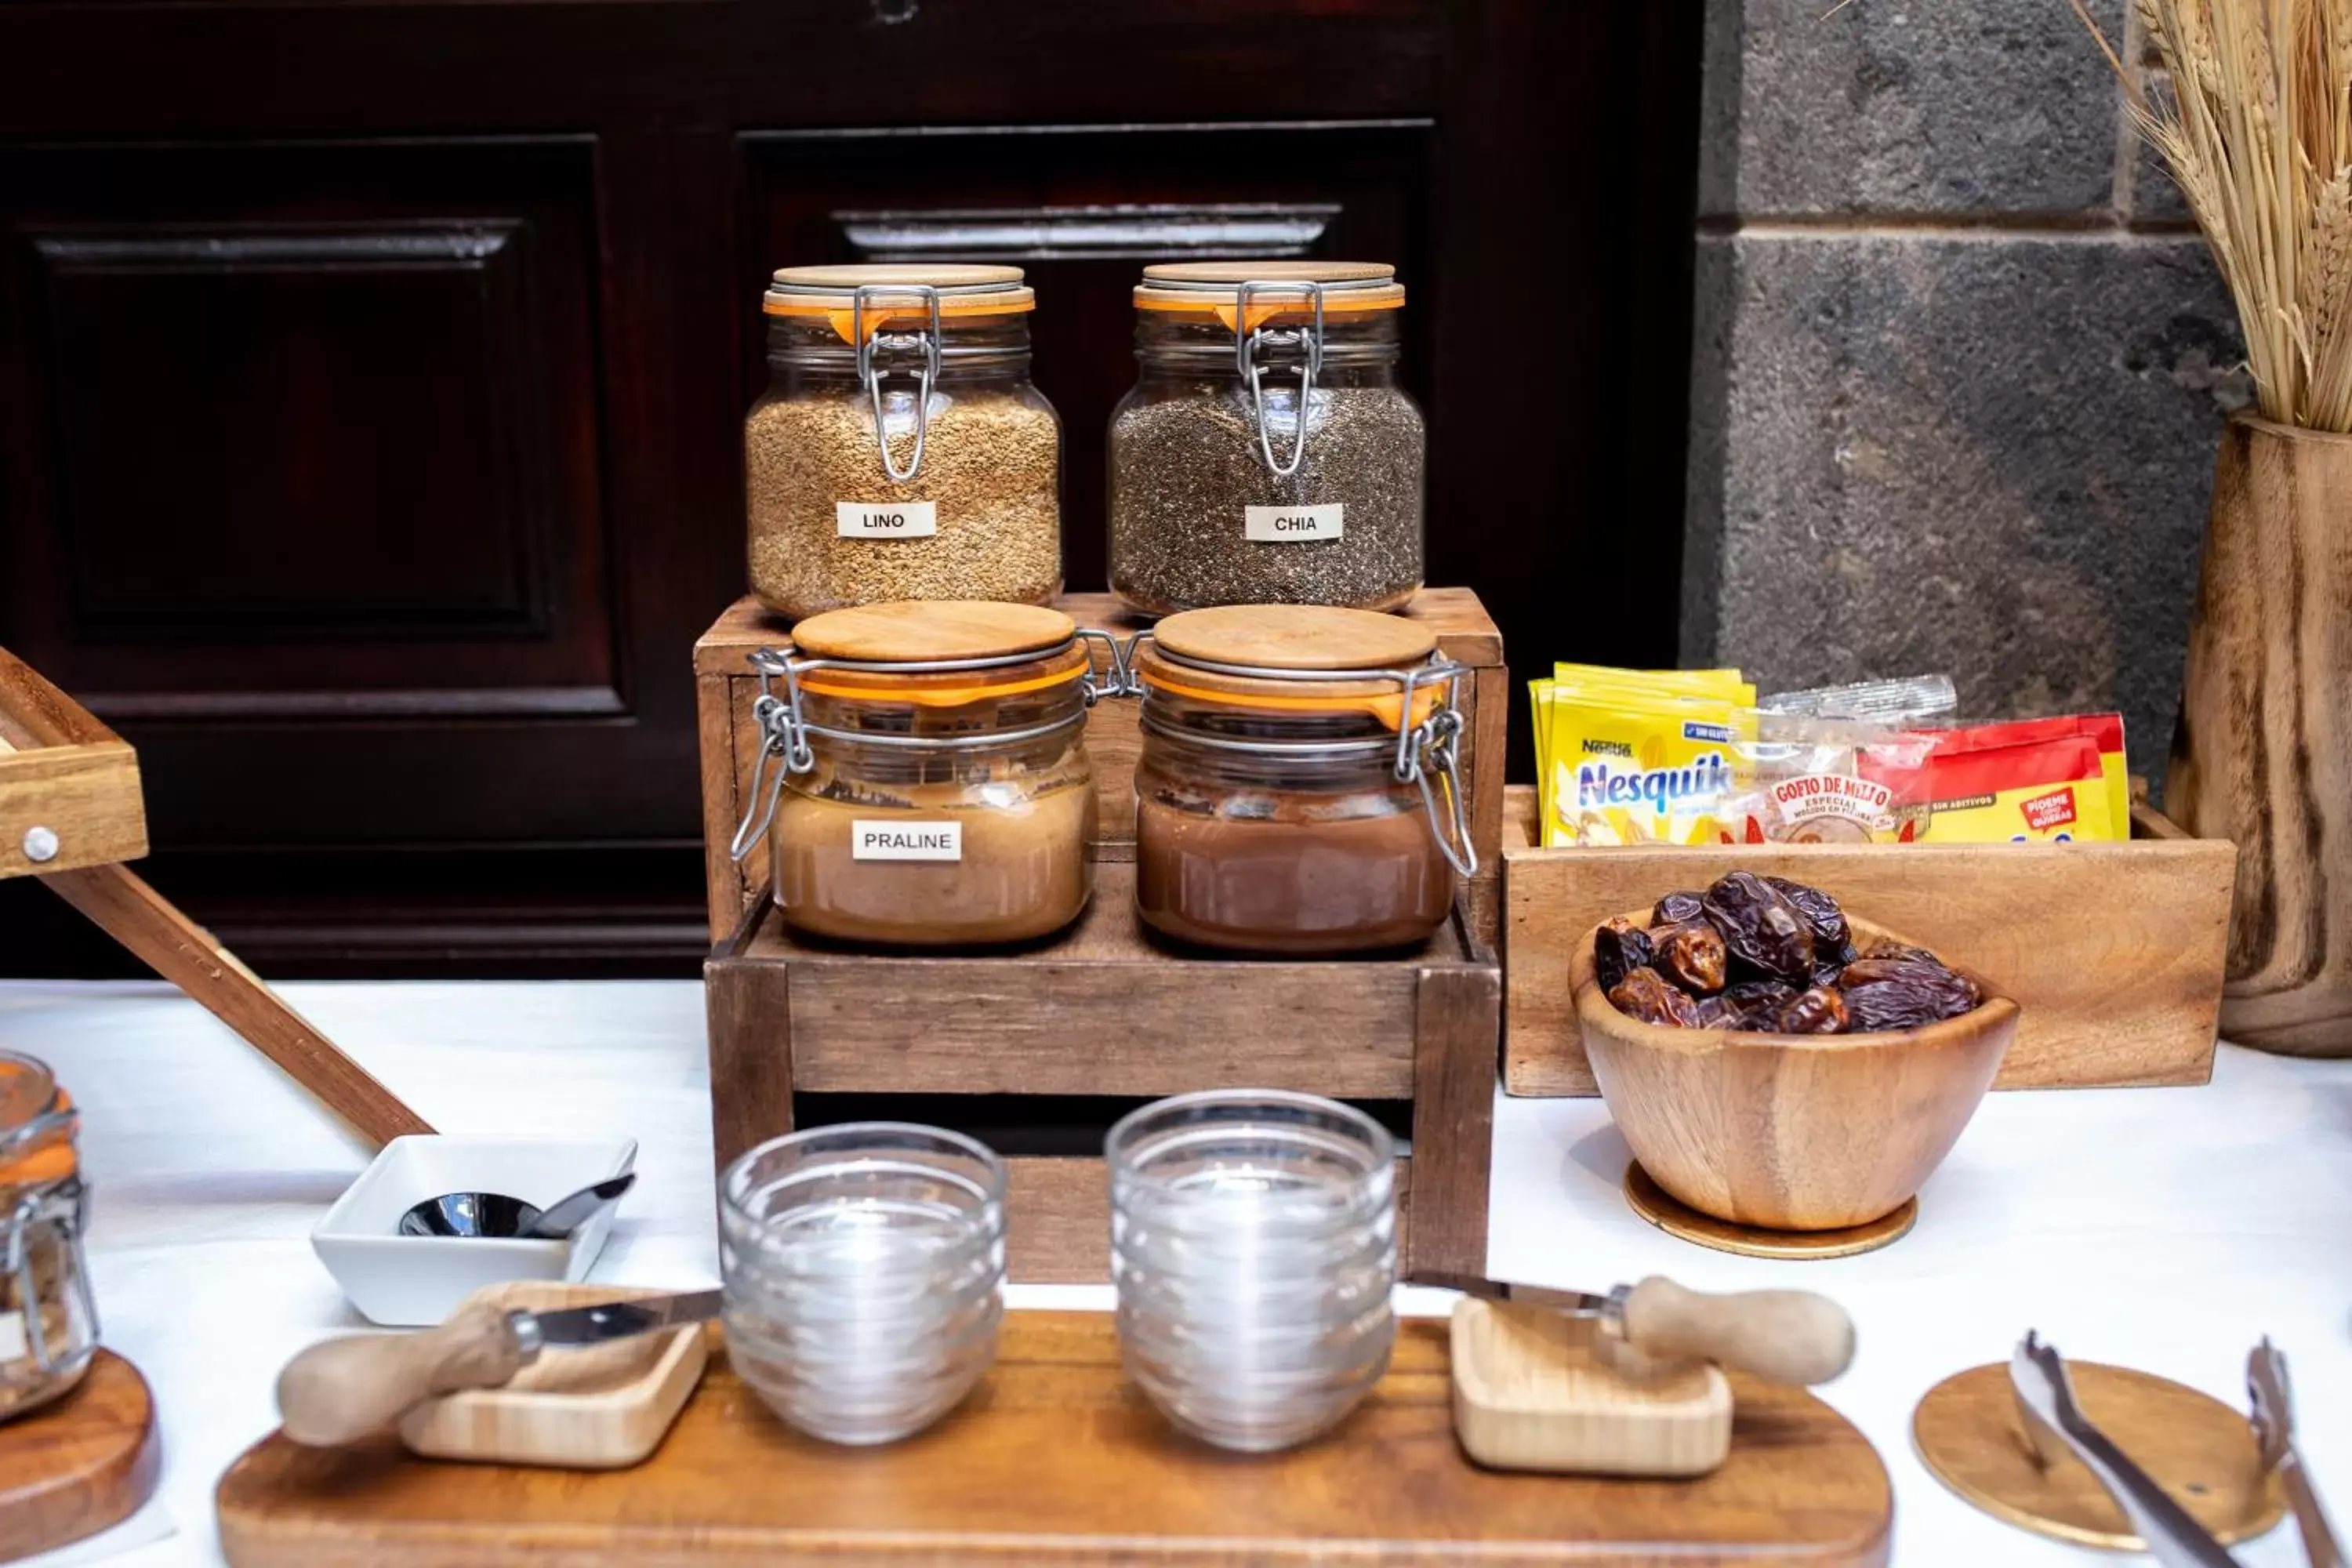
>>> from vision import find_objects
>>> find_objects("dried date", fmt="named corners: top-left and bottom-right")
top-left (1652, 891), bottom-right (1706, 927)
top-left (1838, 957), bottom-right (1982, 1007)
top-left (1766, 877), bottom-right (1853, 949)
top-left (1722, 979), bottom-right (1799, 1010)
top-left (1773, 986), bottom-right (1849, 1034)
top-left (1594, 917), bottom-right (1655, 993)
top-left (1842, 975), bottom-right (1980, 1031)
top-left (1650, 920), bottom-right (1729, 994)
top-left (1701, 871), bottom-right (1817, 983)
top-left (1863, 939), bottom-right (1941, 965)
top-left (1609, 967), bottom-right (1701, 1027)
top-left (1691, 995), bottom-right (1745, 1029)
top-left (1810, 942), bottom-right (1860, 989)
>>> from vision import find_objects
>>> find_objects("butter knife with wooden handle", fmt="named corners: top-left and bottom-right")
top-left (1406, 1271), bottom-right (1855, 1386)
top-left (277, 1288), bottom-right (722, 1446)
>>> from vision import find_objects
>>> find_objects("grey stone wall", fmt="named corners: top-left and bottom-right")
top-left (1683, 0), bottom-right (2250, 785)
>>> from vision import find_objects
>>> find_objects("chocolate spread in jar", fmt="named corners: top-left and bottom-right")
top-left (1134, 794), bottom-right (1450, 955)
top-left (772, 783), bottom-right (1096, 946)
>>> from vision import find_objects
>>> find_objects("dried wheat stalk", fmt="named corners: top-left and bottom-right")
top-left (2073, 0), bottom-right (2352, 430)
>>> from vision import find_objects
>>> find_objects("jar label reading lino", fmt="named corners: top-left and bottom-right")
top-left (1243, 503), bottom-right (1345, 543)
top-left (835, 501), bottom-right (939, 539)
top-left (851, 820), bottom-right (964, 862)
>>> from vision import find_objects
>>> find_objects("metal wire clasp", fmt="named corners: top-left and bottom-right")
top-left (854, 284), bottom-right (944, 484)
top-left (730, 648), bottom-right (814, 865)
top-left (1234, 279), bottom-right (1326, 479)
top-left (1396, 661), bottom-right (1478, 880)
top-left (4, 1168), bottom-right (97, 1377)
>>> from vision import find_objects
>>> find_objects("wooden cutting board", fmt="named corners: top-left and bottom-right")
top-left (0, 1351), bottom-right (162, 1564)
top-left (217, 1310), bottom-right (1891, 1566)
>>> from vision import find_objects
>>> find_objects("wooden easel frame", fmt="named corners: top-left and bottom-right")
top-left (0, 645), bottom-right (430, 1146)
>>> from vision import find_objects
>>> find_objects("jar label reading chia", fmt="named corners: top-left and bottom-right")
top-left (835, 501), bottom-right (939, 539)
top-left (1243, 503), bottom-right (1345, 543)
top-left (851, 820), bottom-right (963, 862)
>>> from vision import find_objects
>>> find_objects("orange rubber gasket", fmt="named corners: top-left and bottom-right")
top-left (1133, 296), bottom-right (1404, 336)
top-left (0, 1089), bottom-right (76, 1187)
top-left (1140, 670), bottom-right (1441, 734)
top-left (799, 663), bottom-right (1087, 710)
top-left (764, 296), bottom-right (1039, 347)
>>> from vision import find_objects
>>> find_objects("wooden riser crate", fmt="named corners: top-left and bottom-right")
top-left (694, 590), bottom-right (1508, 948)
top-left (705, 861), bottom-right (1499, 1283)
top-left (1500, 786), bottom-right (2238, 1096)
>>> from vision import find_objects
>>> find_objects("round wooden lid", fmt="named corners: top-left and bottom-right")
top-left (1142, 261), bottom-right (1395, 285)
top-left (789, 601), bottom-right (1076, 664)
top-left (1155, 605), bottom-right (1437, 671)
top-left (1135, 261), bottom-right (1404, 316)
top-left (1913, 1361), bottom-right (2285, 1549)
top-left (764, 265), bottom-right (1034, 318)
top-left (771, 263), bottom-right (1025, 290)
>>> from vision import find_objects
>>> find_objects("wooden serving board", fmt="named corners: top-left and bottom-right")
top-left (217, 1311), bottom-right (1891, 1567)
top-left (0, 1351), bottom-right (162, 1564)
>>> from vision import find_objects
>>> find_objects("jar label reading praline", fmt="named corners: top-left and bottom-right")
top-left (1243, 503), bottom-right (1345, 543)
top-left (835, 501), bottom-right (939, 539)
top-left (851, 820), bottom-right (964, 862)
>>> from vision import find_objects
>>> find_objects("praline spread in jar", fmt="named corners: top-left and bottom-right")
top-left (0, 1051), bottom-right (98, 1423)
top-left (730, 601), bottom-right (1117, 946)
top-left (1130, 604), bottom-right (1475, 955)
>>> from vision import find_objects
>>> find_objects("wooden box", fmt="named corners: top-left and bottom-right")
top-left (704, 860), bottom-right (1499, 1283)
top-left (693, 590), bottom-right (1509, 946)
top-left (1501, 787), bottom-right (2237, 1096)
top-left (0, 645), bottom-right (147, 880)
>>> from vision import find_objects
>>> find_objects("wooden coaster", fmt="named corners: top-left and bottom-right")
top-left (0, 1350), bottom-right (162, 1563)
top-left (1913, 1361), bottom-right (2285, 1550)
top-left (1622, 1162), bottom-right (1916, 1259)
top-left (1450, 1298), bottom-right (1732, 1478)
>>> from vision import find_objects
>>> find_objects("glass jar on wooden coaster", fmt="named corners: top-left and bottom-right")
top-left (728, 601), bottom-right (1126, 946)
top-left (0, 1052), bottom-right (98, 1423)
top-left (1109, 261), bottom-right (1423, 615)
top-left (1128, 604), bottom-right (1475, 954)
top-left (748, 265), bottom-right (1062, 621)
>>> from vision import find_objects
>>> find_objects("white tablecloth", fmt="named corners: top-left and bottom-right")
top-left (2, 978), bottom-right (2346, 1566)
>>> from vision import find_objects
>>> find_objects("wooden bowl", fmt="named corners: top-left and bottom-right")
top-left (1573, 911), bottom-right (2019, 1231)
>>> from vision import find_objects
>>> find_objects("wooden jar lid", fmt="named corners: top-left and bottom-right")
top-left (1135, 261), bottom-right (1405, 314)
top-left (1155, 605), bottom-right (1436, 672)
top-left (790, 601), bottom-right (1076, 664)
top-left (1142, 261), bottom-right (1395, 285)
top-left (765, 265), bottom-right (1035, 318)
top-left (1139, 606), bottom-right (1443, 727)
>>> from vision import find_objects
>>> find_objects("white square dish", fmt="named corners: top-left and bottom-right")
top-left (312, 1134), bottom-right (638, 1326)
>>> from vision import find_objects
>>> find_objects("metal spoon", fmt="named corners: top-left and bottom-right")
top-left (397, 1173), bottom-right (636, 1240)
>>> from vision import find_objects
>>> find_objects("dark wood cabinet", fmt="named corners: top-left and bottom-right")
top-left (0, 1), bottom-right (1700, 976)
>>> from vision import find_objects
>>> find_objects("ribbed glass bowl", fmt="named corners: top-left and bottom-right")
top-left (720, 1123), bottom-right (1007, 1446)
top-left (1106, 1091), bottom-right (1399, 1453)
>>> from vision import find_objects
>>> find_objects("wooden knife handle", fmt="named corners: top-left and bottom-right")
top-left (276, 1299), bottom-right (530, 1446)
top-left (1617, 1276), bottom-right (1856, 1386)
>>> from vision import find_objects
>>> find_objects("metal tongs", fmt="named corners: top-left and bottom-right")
top-left (2249, 1338), bottom-right (2345, 1568)
top-left (2009, 1332), bottom-right (2246, 1567)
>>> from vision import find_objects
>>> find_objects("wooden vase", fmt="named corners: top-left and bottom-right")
top-left (2168, 414), bottom-right (2352, 1054)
